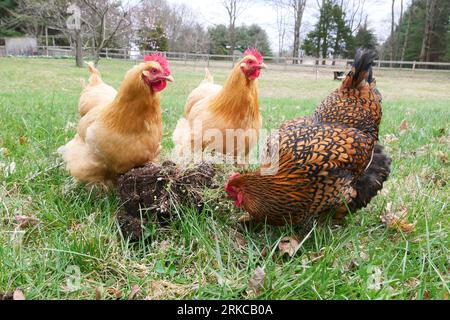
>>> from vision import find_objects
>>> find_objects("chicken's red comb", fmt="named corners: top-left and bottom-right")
top-left (144, 53), bottom-right (171, 76)
top-left (244, 48), bottom-right (263, 63)
top-left (225, 172), bottom-right (241, 193)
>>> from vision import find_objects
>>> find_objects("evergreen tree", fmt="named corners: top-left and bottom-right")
top-left (0, 0), bottom-right (22, 36)
top-left (384, 0), bottom-right (450, 62)
top-left (208, 24), bottom-right (272, 56)
top-left (302, 0), bottom-right (352, 59)
top-left (139, 23), bottom-right (169, 52)
top-left (347, 21), bottom-right (378, 57)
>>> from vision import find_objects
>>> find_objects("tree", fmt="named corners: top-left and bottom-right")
top-left (222, 0), bottom-right (249, 55)
top-left (291, 0), bottom-right (306, 62)
top-left (0, 0), bottom-right (23, 36)
top-left (383, 0), bottom-right (450, 62)
top-left (235, 24), bottom-right (272, 56)
top-left (80, 0), bottom-right (131, 64)
top-left (267, 0), bottom-right (289, 56)
top-left (390, 0), bottom-right (395, 64)
top-left (302, 0), bottom-right (352, 60)
top-left (347, 19), bottom-right (377, 57)
top-left (207, 24), bottom-right (272, 56)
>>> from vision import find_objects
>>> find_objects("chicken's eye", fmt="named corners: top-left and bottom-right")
top-left (151, 68), bottom-right (158, 74)
top-left (247, 60), bottom-right (254, 65)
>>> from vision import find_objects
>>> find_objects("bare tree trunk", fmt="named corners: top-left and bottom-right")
top-left (420, 0), bottom-right (437, 62)
top-left (395, 0), bottom-right (403, 60)
top-left (401, 1), bottom-right (414, 62)
top-left (75, 30), bottom-right (83, 68)
top-left (292, 0), bottom-right (306, 64)
top-left (390, 0), bottom-right (395, 66)
top-left (223, 0), bottom-right (247, 57)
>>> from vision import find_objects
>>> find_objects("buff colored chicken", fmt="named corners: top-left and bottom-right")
top-left (58, 54), bottom-right (174, 186)
top-left (172, 48), bottom-right (267, 162)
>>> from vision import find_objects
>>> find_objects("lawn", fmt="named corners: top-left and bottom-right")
top-left (0, 57), bottom-right (448, 300)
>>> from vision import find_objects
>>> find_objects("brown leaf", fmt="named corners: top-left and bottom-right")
top-left (399, 120), bottom-right (408, 135)
top-left (15, 215), bottom-right (40, 229)
top-left (128, 285), bottom-right (140, 300)
top-left (95, 286), bottom-right (102, 300)
top-left (246, 266), bottom-right (265, 296)
top-left (19, 136), bottom-right (27, 145)
top-left (235, 234), bottom-right (247, 249)
top-left (383, 134), bottom-right (399, 144)
top-left (423, 290), bottom-right (430, 300)
top-left (381, 203), bottom-right (416, 234)
top-left (159, 240), bottom-right (171, 251)
top-left (106, 287), bottom-right (122, 299)
top-left (278, 236), bottom-right (301, 257)
top-left (435, 151), bottom-right (448, 164)
top-left (13, 289), bottom-right (25, 300)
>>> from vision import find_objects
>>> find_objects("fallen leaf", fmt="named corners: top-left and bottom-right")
top-left (435, 151), bottom-right (448, 164)
top-left (95, 286), bottom-right (102, 300)
top-left (0, 147), bottom-right (9, 156)
top-left (342, 259), bottom-right (359, 272)
top-left (359, 251), bottom-right (369, 261)
top-left (278, 236), bottom-right (301, 257)
top-left (246, 266), bottom-right (265, 296)
top-left (380, 203), bottom-right (416, 234)
top-left (159, 240), bottom-right (171, 251)
top-left (423, 290), bottom-right (430, 300)
top-left (235, 234), bottom-right (247, 249)
top-left (19, 136), bottom-right (27, 145)
top-left (383, 134), bottom-right (399, 144)
top-left (128, 285), bottom-right (140, 300)
top-left (106, 287), bottom-right (123, 299)
top-left (148, 280), bottom-right (192, 299)
top-left (399, 120), bottom-right (408, 135)
top-left (15, 215), bottom-right (40, 228)
top-left (13, 289), bottom-right (25, 300)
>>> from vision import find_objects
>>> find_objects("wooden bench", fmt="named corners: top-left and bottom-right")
top-left (333, 70), bottom-right (345, 80)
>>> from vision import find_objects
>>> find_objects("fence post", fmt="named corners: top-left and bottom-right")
top-left (284, 57), bottom-right (287, 71)
top-left (105, 48), bottom-right (109, 59)
top-left (184, 53), bottom-right (187, 65)
top-left (412, 60), bottom-right (416, 72)
top-left (207, 54), bottom-right (210, 68)
top-left (377, 60), bottom-right (381, 72)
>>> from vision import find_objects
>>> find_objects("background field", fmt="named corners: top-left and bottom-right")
top-left (0, 57), bottom-right (448, 299)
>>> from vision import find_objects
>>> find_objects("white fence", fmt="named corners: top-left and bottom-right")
top-left (1, 45), bottom-right (450, 72)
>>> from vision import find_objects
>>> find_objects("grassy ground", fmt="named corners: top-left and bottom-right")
top-left (0, 57), bottom-right (448, 300)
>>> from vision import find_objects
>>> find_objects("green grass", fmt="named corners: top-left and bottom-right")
top-left (0, 57), bottom-right (449, 300)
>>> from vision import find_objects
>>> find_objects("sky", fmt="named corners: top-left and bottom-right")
top-left (166, 0), bottom-right (410, 53)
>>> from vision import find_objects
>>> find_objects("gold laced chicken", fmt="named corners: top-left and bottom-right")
top-left (225, 49), bottom-right (391, 226)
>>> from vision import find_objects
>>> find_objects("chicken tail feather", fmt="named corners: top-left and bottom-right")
top-left (172, 118), bottom-right (193, 162)
top-left (341, 49), bottom-right (377, 90)
top-left (86, 61), bottom-right (103, 86)
top-left (348, 144), bottom-right (391, 212)
top-left (203, 68), bottom-right (214, 84)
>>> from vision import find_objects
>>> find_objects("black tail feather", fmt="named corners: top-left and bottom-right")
top-left (351, 49), bottom-right (378, 87)
top-left (349, 144), bottom-right (391, 212)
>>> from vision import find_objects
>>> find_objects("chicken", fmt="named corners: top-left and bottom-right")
top-left (313, 49), bottom-right (382, 141)
top-left (78, 62), bottom-right (117, 117)
top-left (225, 49), bottom-right (391, 226)
top-left (172, 48), bottom-right (267, 162)
top-left (58, 54), bottom-right (174, 186)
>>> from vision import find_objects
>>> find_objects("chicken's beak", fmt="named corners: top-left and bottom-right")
top-left (164, 75), bottom-right (174, 82)
top-left (259, 63), bottom-right (268, 69)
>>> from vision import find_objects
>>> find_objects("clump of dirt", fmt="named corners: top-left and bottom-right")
top-left (116, 161), bottom-right (216, 240)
